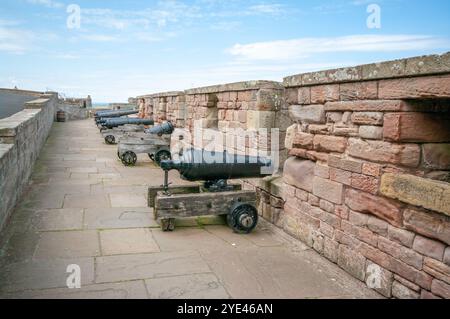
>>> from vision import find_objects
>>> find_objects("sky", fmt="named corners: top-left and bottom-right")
top-left (1, 0), bottom-right (450, 103)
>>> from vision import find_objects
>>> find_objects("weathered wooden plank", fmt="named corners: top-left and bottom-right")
top-left (155, 190), bottom-right (256, 219)
top-left (148, 185), bottom-right (201, 209)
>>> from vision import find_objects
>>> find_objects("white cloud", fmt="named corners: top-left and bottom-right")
top-left (0, 26), bottom-right (34, 54)
top-left (248, 4), bottom-right (285, 15)
top-left (228, 35), bottom-right (450, 61)
top-left (80, 34), bottom-right (120, 42)
top-left (26, 0), bottom-right (64, 9)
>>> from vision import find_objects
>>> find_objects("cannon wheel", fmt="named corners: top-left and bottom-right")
top-left (121, 151), bottom-right (137, 166)
top-left (154, 150), bottom-right (171, 166)
top-left (148, 153), bottom-right (155, 161)
top-left (227, 203), bottom-right (258, 234)
top-left (117, 151), bottom-right (122, 160)
top-left (105, 135), bottom-right (115, 145)
top-left (161, 218), bottom-right (176, 232)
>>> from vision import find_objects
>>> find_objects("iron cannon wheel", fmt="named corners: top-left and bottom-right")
top-left (154, 150), bottom-right (171, 166)
top-left (105, 135), bottom-right (116, 145)
top-left (148, 153), bottom-right (155, 161)
top-left (121, 151), bottom-right (137, 166)
top-left (227, 203), bottom-right (258, 234)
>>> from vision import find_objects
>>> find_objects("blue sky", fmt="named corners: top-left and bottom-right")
top-left (1, 0), bottom-right (450, 102)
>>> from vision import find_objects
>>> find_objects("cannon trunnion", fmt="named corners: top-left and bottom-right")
top-left (149, 149), bottom-right (272, 234)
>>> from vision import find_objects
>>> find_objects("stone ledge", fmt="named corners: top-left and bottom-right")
top-left (151, 91), bottom-right (185, 98)
top-left (380, 173), bottom-right (450, 216)
top-left (0, 144), bottom-right (14, 158)
top-left (185, 80), bottom-right (284, 95)
top-left (24, 98), bottom-right (50, 109)
top-left (284, 52), bottom-right (450, 87)
top-left (0, 88), bottom-right (43, 97)
top-left (0, 109), bottom-right (41, 137)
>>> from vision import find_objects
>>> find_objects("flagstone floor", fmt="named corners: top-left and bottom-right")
top-left (0, 119), bottom-right (381, 299)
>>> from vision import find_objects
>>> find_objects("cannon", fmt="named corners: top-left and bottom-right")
top-left (100, 118), bottom-right (154, 130)
top-left (102, 125), bottom-right (148, 145)
top-left (148, 149), bottom-right (272, 233)
top-left (94, 109), bottom-right (138, 121)
top-left (117, 122), bottom-right (175, 166)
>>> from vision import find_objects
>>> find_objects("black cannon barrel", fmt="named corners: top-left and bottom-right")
top-left (145, 121), bottom-right (174, 135)
top-left (160, 149), bottom-right (272, 182)
top-left (102, 118), bottom-right (154, 129)
top-left (95, 110), bottom-right (138, 119)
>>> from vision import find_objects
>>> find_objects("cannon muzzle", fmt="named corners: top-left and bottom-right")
top-left (160, 148), bottom-right (272, 183)
top-left (145, 121), bottom-right (175, 136)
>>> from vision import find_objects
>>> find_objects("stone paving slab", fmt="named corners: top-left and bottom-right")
top-left (2, 280), bottom-right (148, 299)
top-left (100, 228), bottom-right (160, 255)
top-left (0, 119), bottom-right (383, 299)
top-left (145, 274), bottom-right (230, 299)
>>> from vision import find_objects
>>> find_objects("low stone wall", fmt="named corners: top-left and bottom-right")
top-left (56, 100), bottom-right (89, 121)
top-left (0, 94), bottom-right (57, 231)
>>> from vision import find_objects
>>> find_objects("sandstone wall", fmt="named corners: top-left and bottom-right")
top-left (138, 52), bottom-right (450, 298)
top-left (0, 94), bottom-right (57, 231)
top-left (281, 52), bottom-right (450, 299)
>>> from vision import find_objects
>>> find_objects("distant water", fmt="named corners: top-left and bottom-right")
top-left (92, 103), bottom-right (111, 109)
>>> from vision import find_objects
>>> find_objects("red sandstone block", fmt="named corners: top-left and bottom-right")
top-left (320, 221), bottom-right (335, 238)
top-left (394, 274), bottom-right (421, 292)
top-left (308, 194), bottom-right (320, 207)
top-left (345, 188), bottom-right (403, 227)
top-left (420, 290), bottom-right (442, 299)
top-left (313, 135), bottom-right (347, 153)
top-left (378, 237), bottom-right (424, 270)
top-left (308, 124), bottom-right (331, 135)
top-left (319, 199), bottom-right (335, 214)
top-left (298, 87), bottom-right (311, 105)
top-left (367, 216), bottom-right (389, 237)
top-left (295, 188), bottom-right (309, 201)
top-left (351, 112), bottom-right (384, 125)
top-left (423, 257), bottom-right (450, 285)
top-left (379, 75), bottom-right (450, 100)
top-left (314, 164), bottom-right (330, 179)
top-left (445, 248), bottom-right (450, 266)
top-left (325, 100), bottom-right (408, 112)
top-left (403, 209), bottom-right (450, 246)
top-left (293, 132), bottom-right (314, 149)
top-left (330, 167), bottom-right (352, 185)
top-left (384, 113), bottom-right (450, 143)
top-left (285, 88), bottom-right (298, 104)
top-left (341, 220), bottom-right (378, 247)
top-left (312, 177), bottom-right (344, 204)
top-left (422, 143), bottom-right (450, 170)
top-left (348, 211), bottom-right (369, 227)
top-left (229, 91), bottom-right (238, 101)
top-left (328, 155), bottom-right (363, 173)
top-left (387, 225), bottom-right (415, 248)
top-left (347, 138), bottom-right (421, 167)
top-left (340, 82), bottom-right (378, 101)
top-left (357, 242), bottom-right (433, 290)
top-left (310, 84), bottom-right (339, 104)
top-left (431, 279), bottom-right (450, 299)
top-left (324, 237), bottom-right (339, 262)
top-left (351, 173), bottom-right (379, 195)
top-left (335, 205), bottom-right (349, 220)
top-left (362, 162), bottom-right (381, 177)
top-left (392, 281), bottom-right (420, 299)
top-left (413, 235), bottom-right (446, 261)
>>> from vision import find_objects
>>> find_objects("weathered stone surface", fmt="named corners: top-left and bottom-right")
top-left (328, 155), bottom-right (362, 173)
top-left (312, 177), bottom-right (343, 204)
top-left (387, 225), bottom-right (415, 248)
top-left (348, 139), bottom-right (420, 167)
top-left (289, 105), bottom-right (325, 124)
top-left (246, 110), bottom-right (276, 129)
top-left (293, 132), bottom-right (314, 149)
top-left (392, 281), bottom-right (420, 299)
top-left (367, 216), bottom-right (389, 236)
top-left (365, 261), bottom-right (393, 297)
top-left (403, 209), bottom-right (450, 245)
top-left (445, 248), bottom-right (450, 266)
top-left (413, 236), bottom-right (445, 261)
top-left (351, 173), bottom-right (379, 195)
top-left (284, 124), bottom-right (299, 149)
top-left (380, 173), bottom-right (450, 216)
top-left (422, 144), bottom-right (450, 170)
top-left (298, 87), bottom-right (310, 104)
top-left (351, 112), bottom-right (383, 125)
top-left (34, 230), bottom-right (100, 258)
top-left (383, 113), bottom-right (450, 142)
top-left (423, 258), bottom-right (450, 285)
top-left (394, 274), bottom-right (421, 292)
top-left (379, 75), bottom-right (450, 99)
top-left (310, 84), bottom-right (339, 104)
top-left (283, 157), bottom-right (315, 192)
top-left (338, 245), bottom-right (366, 281)
top-left (145, 274), bottom-right (229, 299)
top-left (359, 126), bottom-right (383, 140)
top-left (340, 82), bottom-right (378, 100)
top-left (313, 135), bottom-right (347, 153)
top-left (100, 228), bottom-right (160, 255)
top-left (345, 189), bottom-right (403, 227)
top-left (325, 100), bottom-right (409, 112)
top-left (323, 237), bottom-right (339, 263)
top-left (378, 237), bottom-right (423, 270)
top-left (431, 279), bottom-right (450, 299)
